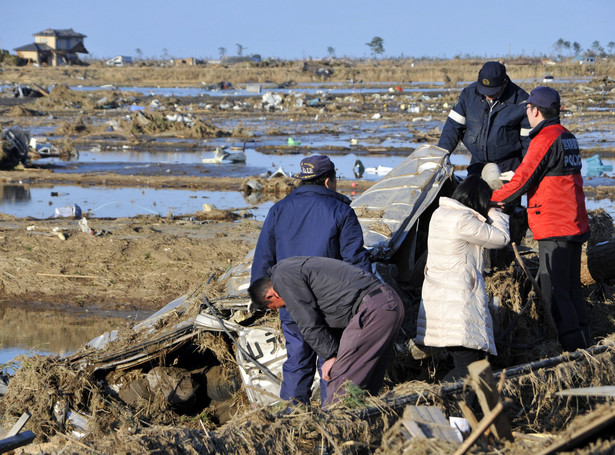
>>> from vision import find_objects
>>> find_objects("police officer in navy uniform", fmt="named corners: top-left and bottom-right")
top-left (439, 61), bottom-right (531, 175)
top-left (251, 155), bottom-right (370, 405)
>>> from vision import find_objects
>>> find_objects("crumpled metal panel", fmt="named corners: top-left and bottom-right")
top-left (219, 249), bottom-right (254, 297)
top-left (350, 145), bottom-right (453, 260)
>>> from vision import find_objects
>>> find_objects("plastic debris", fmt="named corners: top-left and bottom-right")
top-left (586, 155), bottom-right (613, 178)
top-left (54, 204), bottom-right (82, 218)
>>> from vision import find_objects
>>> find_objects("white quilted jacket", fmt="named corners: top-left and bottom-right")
top-left (415, 197), bottom-right (510, 355)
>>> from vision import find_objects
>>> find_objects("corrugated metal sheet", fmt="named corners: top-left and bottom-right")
top-left (351, 145), bottom-right (453, 260)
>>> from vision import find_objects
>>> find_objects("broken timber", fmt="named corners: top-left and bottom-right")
top-left (467, 359), bottom-right (513, 441)
top-left (400, 405), bottom-right (462, 443)
top-left (537, 405), bottom-right (615, 455)
top-left (357, 343), bottom-right (614, 419)
top-left (452, 400), bottom-right (511, 455)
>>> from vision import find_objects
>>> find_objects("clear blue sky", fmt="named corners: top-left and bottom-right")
top-left (1, 0), bottom-right (613, 60)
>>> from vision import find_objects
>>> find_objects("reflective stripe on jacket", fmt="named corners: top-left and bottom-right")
top-left (438, 81), bottom-right (530, 169)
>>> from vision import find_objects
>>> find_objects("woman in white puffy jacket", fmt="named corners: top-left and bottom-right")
top-left (415, 174), bottom-right (510, 381)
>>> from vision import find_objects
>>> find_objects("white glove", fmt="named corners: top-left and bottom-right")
top-left (499, 170), bottom-right (515, 181)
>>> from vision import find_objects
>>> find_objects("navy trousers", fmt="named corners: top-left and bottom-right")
top-left (538, 238), bottom-right (589, 351)
top-left (279, 307), bottom-right (327, 404)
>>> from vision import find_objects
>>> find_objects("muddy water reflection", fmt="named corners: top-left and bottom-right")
top-left (0, 185), bottom-right (275, 219)
top-left (0, 306), bottom-right (141, 365)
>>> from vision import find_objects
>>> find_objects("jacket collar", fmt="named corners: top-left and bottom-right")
top-left (529, 116), bottom-right (561, 139)
top-left (293, 184), bottom-right (351, 205)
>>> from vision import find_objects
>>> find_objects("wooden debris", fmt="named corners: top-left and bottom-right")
top-left (400, 406), bottom-right (462, 443)
top-left (452, 399), bottom-right (510, 455)
top-left (37, 273), bottom-right (100, 279)
top-left (6, 412), bottom-right (30, 437)
top-left (557, 385), bottom-right (615, 397)
top-left (537, 406), bottom-right (615, 455)
top-left (467, 359), bottom-right (513, 441)
top-left (457, 401), bottom-right (479, 431)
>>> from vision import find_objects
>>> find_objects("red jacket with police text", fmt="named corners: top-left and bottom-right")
top-left (491, 118), bottom-right (589, 240)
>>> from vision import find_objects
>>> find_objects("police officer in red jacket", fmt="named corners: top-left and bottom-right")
top-left (251, 155), bottom-right (370, 405)
top-left (492, 86), bottom-right (590, 351)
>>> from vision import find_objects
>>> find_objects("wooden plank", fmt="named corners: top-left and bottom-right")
top-left (557, 386), bottom-right (615, 397)
top-left (452, 400), bottom-right (508, 455)
top-left (7, 412), bottom-right (30, 437)
top-left (401, 406), bottom-right (462, 443)
top-left (458, 401), bottom-right (480, 431)
top-left (537, 407), bottom-right (615, 455)
top-left (467, 359), bottom-right (513, 441)
top-left (0, 430), bottom-right (36, 453)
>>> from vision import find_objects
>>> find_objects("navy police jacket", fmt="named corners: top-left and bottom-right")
top-left (438, 81), bottom-right (531, 171)
top-left (251, 184), bottom-right (370, 283)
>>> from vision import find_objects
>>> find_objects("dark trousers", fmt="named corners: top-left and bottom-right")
top-left (443, 348), bottom-right (486, 382)
top-left (538, 239), bottom-right (589, 351)
top-left (324, 284), bottom-right (404, 408)
top-left (279, 307), bottom-right (327, 404)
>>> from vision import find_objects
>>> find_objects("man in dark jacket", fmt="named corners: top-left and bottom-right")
top-left (492, 86), bottom-right (590, 351)
top-left (248, 256), bottom-right (404, 408)
top-left (251, 155), bottom-right (370, 405)
top-left (438, 61), bottom-right (531, 174)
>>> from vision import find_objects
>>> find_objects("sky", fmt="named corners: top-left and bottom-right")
top-left (1, 0), bottom-right (614, 61)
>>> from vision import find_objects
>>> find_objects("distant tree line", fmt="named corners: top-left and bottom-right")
top-left (553, 38), bottom-right (615, 58)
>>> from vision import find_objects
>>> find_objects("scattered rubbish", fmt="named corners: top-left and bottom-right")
top-left (147, 99), bottom-right (164, 110)
top-left (287, 137), bottom-right (301, 147)
top-left (79, 217), bottom-right (93, 235)
top-left (543, 74), bottom-right (555, 82)
top-left (0, 127), bottom-right (30, 169)
top-left (202, 146), bottom-right (246, 164)
top-left (350, 138), bottom-right (359, 146)
top-left (245, 84), bottom-right (261, 94)
top-left (261, 92), bottom-right (284, 110)
top-left (586, 154), bottom-right (613, 178)
top-left (28, 137), bottom-right (57, 155)
top-left (201, 81), bottom-right (233, 91)
top-left (301, 62), bottom-right (334, 78)
top-left (353, 159), bottom-right (365, 178)
top-left (53, 204), bottom-right (82, 218)
top-left (307, 98), bottom-right (321, 107)
top-left (364, 164), bottom-right (392, 175)
top-left (372, 113), bottom-right (382, 119)
top-left (399, 405), bottom-right (463, 443)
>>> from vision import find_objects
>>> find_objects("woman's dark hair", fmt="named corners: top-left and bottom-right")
top-left (451, 174), bottom-right (493, 219)
top-left (248, 276), bottom-right (273, 312)
top-left (300, 169), bottom-right (336, 186)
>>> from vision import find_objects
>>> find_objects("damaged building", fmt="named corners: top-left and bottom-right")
top-left (14, 28), bottom-right (88, 66)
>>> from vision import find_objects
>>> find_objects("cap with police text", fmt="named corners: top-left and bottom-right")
top-left (293, 155), bottom-right (335, 180)
top-left (524, 86), bottom-right (560, 109)
top-left (477, 61), bottom-right (508, 96)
